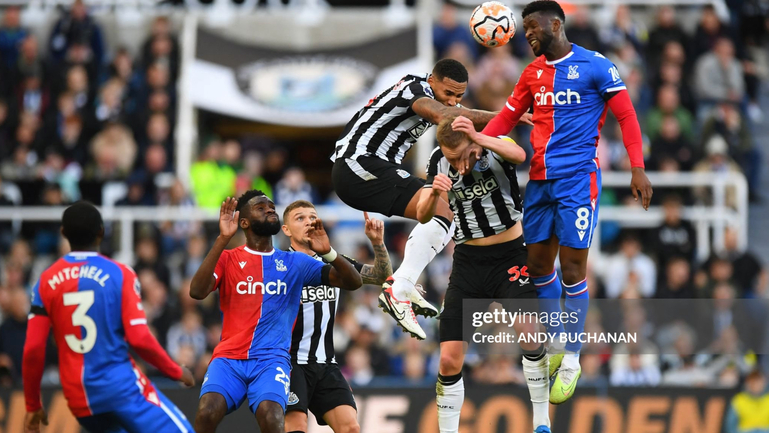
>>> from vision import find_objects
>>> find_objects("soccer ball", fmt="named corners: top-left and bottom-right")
top-left (469, 1), bottom-right (517, 48)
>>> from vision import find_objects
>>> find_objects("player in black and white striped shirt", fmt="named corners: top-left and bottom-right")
top-left (331, 59), bottom-right (506, 341)
top-left (281, 200), bottom-right (392, 433)
top-left (417, 115), bottom-right (552, 433)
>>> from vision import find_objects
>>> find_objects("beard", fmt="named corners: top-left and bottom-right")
top-left (534, 32), bottom-right (554, 56)
top-left (250, 217), bottom-right (281, 236)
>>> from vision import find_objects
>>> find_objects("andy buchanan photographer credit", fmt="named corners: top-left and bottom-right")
top-left (469, 307), bottom-right (638, 346)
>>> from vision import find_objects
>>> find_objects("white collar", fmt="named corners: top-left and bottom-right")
top-left (67, 251), bottom-right (99, 257)
top-left (545, 50), bottom-right (574, 65)
top-left (243, 246), bottom-right (275, 256)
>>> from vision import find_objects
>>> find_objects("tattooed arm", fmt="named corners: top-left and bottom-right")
top-left (360, 212), bottom-right (393, 285)
top-left (412, 97), bottom-right (497, 130)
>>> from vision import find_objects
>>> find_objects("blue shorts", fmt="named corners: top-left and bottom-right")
top-left (200, 356), bottom-right (291, 414)
top-left (523, 170), bottom-right (601, 249)
top-left (77, 388), bottom-right (192, 433)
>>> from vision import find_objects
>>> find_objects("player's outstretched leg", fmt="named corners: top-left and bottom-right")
top-left (392, 192), bottom-right (454, 314)
top-left (436, 341), bottom-right (465, 433)
top-left (549, 246), bottom-right (589, 405)
top-left (255, 401), bottom-right (284, 433)
top-left (380, 193), bottom-right (453, 338)
top-left (194, 393), bottom-right (228, 433)
top-left (387, 213), bottom-right (451, 317)
top-left (527, 237), bottom-right (566, 378)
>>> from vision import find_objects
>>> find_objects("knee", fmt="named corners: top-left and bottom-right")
top-left (285, 412), bottom-right (307, 432)
top-left (560, 261), bottom-right (586, 285)
top-left (337, 422), bottom-right (360, 433)
top-left (264, 408), bottom-right (284, 429)
top-left (527, 257), bottom-right (553, 278)
top-left (439, 352), bottom-right (463, 376)
top-left (195, 402), bottom-right (223, 426)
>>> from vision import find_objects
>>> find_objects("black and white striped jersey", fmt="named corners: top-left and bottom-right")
top-left (289, 248), bottom-right (363, 364)
top-left (331, 73), bottom-right (435, 165)
top-left (425, 147), bottom-right (523, 244)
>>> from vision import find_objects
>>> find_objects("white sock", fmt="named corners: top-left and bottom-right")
top-left (549, 338), bottom-right (565, 354)
top-left (562, 350), bottom-right (581, 370)
top-left (523, 348), bottom-right (550, 429)
top-left (436, 374), bottom-right (464, 433)
top-left (391, 216), bottom-right (451, 300)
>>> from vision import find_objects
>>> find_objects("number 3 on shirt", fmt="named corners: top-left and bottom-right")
top-left (63, 291), bottom-right (97, 354)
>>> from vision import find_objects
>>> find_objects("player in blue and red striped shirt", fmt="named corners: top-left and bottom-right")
top-left (189, 190), bottom-right (361, 433)
top-left (22, 202), bottom-right (195, 433)
top-left (479, 0), bottom-right (653, 411)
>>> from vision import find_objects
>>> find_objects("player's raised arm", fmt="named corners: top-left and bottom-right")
top-left (307, 218), bottom-right (362, 290)
top-left (453, 116), bottom-right (527, 164)
top-left (23, 282), bottom-right (51, 433)
top-left (411, 97), bottom-right (497, 130)
top-left (120, 266), bottom-right (194, 386)
top-left (359, 212), bottom-right (393, 285)
top-left (190, 197), bottom-right (239, 299)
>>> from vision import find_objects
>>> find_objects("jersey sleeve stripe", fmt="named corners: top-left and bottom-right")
top-left (605, 85), bottom-right (627, 93)
top-left (505, 102), bottom-right (516, 111)
top-left (129, 318), bottom-right (148, 326)
top-left (213, 272), bottom-right (218, 280)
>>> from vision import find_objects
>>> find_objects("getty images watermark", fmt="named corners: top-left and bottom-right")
top-left (470, 308), bottom-right (638, 346)
top-left (462, 298), bottom-right (769, 355)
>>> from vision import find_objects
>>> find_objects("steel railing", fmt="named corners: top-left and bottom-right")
top-left (0, 171), bottom-right (747, 265)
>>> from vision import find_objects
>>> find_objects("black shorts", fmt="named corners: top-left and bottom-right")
top-left (287, 361), bottom-right (356, 425)
top-left (332, 156), bottom-right (424, 217)
top-left (439, 236), bottom-right (538, 342)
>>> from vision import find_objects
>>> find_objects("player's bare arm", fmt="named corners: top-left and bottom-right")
top-left (452, 116), bottom-right (526, 164)
top-left (411, 97), bottom-right (497, 130)
top-left (417, 175), bottom-right (452, 223)
top-left (307, 218), bottom-right (362, 290)
top-left (360, 212), bottom-right (393, 285)
top-left (190, 197), bottom-right (239, 299)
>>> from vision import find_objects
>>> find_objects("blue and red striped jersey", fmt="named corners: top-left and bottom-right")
top-left (30, 252), bottom-right (162, 417)
top-left (211, 246), bottom-right (324, 361)
top-left (503, 44), bottom-right (626, 180)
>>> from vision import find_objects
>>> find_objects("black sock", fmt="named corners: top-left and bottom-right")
top-left (438, 371), bottom-right (462, 386)
top-left (522, 344), bottom-right (546, 361)
top-left (433, 215), bottom-right (452, 233)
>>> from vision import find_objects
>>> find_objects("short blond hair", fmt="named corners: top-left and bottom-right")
top-left (283, 200), bottom-right (315, 222)
top-left (436, 115), bottom-right (468, 150)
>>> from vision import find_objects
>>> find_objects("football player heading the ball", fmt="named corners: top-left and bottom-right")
top-left (479, 0), bottom-right (654, 405)
top-left (330, 58), bottom-right (532, 341)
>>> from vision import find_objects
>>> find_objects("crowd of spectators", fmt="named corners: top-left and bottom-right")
top-left (0, 1), bottom-right (769, 397)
